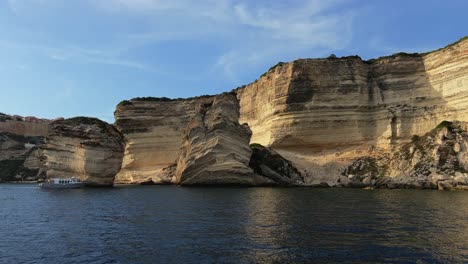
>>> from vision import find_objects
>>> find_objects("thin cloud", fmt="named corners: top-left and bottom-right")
top-left (0, 40), bottom-right (161, 73)
top-left (94, 0), bottom-right (359, 80)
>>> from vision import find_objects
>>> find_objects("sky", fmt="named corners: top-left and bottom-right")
top-left (0, 0), bottom-right (466, 122)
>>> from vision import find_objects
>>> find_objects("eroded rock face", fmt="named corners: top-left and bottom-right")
top-left (343, 121), bottom-right (468, 190)
top-left (114, 96), bottom-right (214, 183)
top-left (249, 144), bottom-right (304, 186)
top-left (236, 37), bottom-right (468, 184)
top-left (0, 113), bottom-right (50, 182)
top-left (41, 117), bottom-right (124, 186)
top-left (174, 93), bottom-right (270, 186)
top-left (0, 133), bottom-right (45, 182)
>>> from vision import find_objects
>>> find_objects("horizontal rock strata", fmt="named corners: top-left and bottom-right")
top-left (236, 37), bottom-right (468, 185)
top-left (0, 113), bottom-right (50, 182)
top-left (114, 96), bottom-right (214, 184)
top-left (113, 37), bottom-right (468, 188)
top-left (174, 93), bottom-right (271, 185)
top-left (41, 117), bottom-right (124, 186)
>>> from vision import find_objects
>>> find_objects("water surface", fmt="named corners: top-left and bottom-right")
top-left (0, 184), bottom-right (467, 263)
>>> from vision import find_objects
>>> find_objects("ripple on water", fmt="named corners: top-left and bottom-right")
top-left (0, 184), bottom-right (467, 263)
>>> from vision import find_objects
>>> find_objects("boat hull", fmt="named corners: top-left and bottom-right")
top-left (39, 182), bottom-right (85, 189)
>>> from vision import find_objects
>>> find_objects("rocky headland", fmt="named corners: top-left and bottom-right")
top-left (1, 36), bottom-right (467, 189)
top-left (41, 117), bottom-right (125, 186)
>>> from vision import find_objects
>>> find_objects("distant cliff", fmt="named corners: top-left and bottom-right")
top-left (0, 113), bottom-right (50, 182)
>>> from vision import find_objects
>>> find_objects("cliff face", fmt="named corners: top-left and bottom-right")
top-left (113, 37), bottom-right (467, 187)
top-left (236, 38), bottom-right (468, 185)
top-left (343, 121), bottom-right (468, 190)
top-left (0, 113), bottom-right (49, 137)
top-left (0, 113), bottom-right (50, 182)
top-left (174, 93), bottom-right (271, 185)
top-left (41, 117), bottom-right (124, 186)
top-left (114, 96), bottom-right (214, 183)
top-left (0, 133), bottom-right (45, 182)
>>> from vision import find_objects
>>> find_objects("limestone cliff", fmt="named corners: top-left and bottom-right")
top-left (343, 121), bottom-right (468, 190)
top-left (0, 113), bottom-right (49, 137)
top-left (41, 117), bottom-right (124, 186)
top-left (0, 113), bottom-right (50, 182)
top-left (174, 93), bottom-right (271, 185)
top-left (114, 37), bottom-right (468, 187)
top-left (0, 132), bottom-right (45, 182)
top-left (114, 96), bottom-right (214, 183)
top-left (236, 37), bottom-right (468, 185)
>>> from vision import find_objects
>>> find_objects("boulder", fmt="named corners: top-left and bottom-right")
top-left (249, 144), bottom-right (304, 186)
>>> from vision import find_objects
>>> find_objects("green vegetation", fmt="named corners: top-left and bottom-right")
top-left (421, 36), bottom-right (468, 55)
top-left (250, 143), bottom-right (264, 149)
top-left (132, 97), bottom-right (174, 102)
top-left (117, 100), bottom-right (133, 107)
top-left (59, 116), bottom-right (110, 132)
top-left (249, 143), bottom-right (302, 182)
top-left (366, 36), bottom-right (467, 64)
top-left (366, 52), bottom-right (421, 64)
top-left (435, 120), bottom-right (455, 131)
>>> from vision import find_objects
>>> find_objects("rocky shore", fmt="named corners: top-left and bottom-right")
top-left (1, 37), bottom-right (467, 189)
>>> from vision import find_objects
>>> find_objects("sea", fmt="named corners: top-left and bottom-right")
top-left (0, 184), bottom-right (467, 263)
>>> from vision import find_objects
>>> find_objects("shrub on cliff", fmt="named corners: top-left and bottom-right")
top-left (117, 100), bottom-right (133, 107)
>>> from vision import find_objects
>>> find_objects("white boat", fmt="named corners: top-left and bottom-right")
top-left (39, 178), bottom-right (85, 189)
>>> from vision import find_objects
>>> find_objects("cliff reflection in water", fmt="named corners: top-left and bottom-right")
top-left (0, 184), bottom-right (467, 263)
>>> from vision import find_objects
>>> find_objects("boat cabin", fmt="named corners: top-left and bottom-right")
top-left (49, 178), bottom-right (81, 184)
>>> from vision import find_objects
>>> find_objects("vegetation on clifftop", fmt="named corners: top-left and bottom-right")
top-left (366, 36), bottom-right (467, 64)
top-left (53, 117), bottom-right (114, 135)
top-left (259, 61), bottom-right (286, 78)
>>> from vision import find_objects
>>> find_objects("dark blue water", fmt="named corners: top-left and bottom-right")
top-left (0, 184), bottom-right (467, 264)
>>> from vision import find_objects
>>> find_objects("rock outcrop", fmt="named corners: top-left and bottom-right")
top-left (114, 96), bottom-right (214, 184)
top-left (343, 121), bottom-right (468, 190)
top-left (0, 113), bottom-right (50, 182)
top-left (41, 117), bottom-right (124, 186)
top-left (249, 144), bottom-right (304, 186)
top-left (174, 93), bottom-right (271, 185)
top-left (0, 133), bottom-right (45, 182)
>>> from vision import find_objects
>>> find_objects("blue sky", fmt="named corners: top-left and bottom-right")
top-left (0, 0), bottom-right (466, 122)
